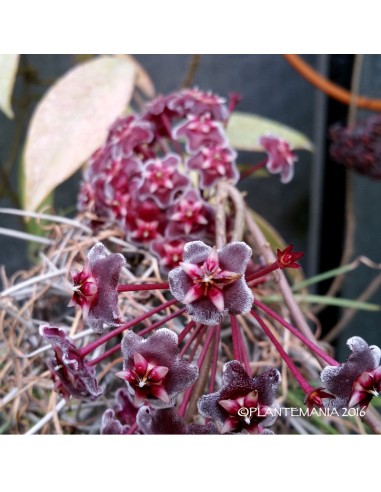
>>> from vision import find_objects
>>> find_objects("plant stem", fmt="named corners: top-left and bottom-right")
top-left (251, 310), bottom-right (313, 395)
top-left (179, 324), bottom-right (201, 356)
top-left (178, 320), bottom-right (197, 344)
top-left (246, 261), bottom-right (279, 284)
top-left (88, 343), bottom-right (121, 366)
top-left (239, 159), bottom-right (268, 181)
top-left (208, 325), bottom-right (221, 393)
top-left (137, 307), bottom-right (187, 337)
top-left (80, 298), bottom-right (177, 357)
top-left (178, 326), bottom-right (215, 417)
top-left (117, 282), bottom-right (169, 292)
top-left (181, 55), bottom-right (202, 88)
top-left (215, 181), bottom-right (227, 248)
top-left (230, 315), bottom-right (241, 361)
top-left (245, 209), bottom-right (315, 340)
top-left (253, 300), bottom-right (339, 366)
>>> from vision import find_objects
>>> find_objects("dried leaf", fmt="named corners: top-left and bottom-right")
top-left (227, 111), bottom-right (314, 152)
top-left (0, 54), bottom-right (19, 118)
top-left (23, 55), bottom-right (136, 211)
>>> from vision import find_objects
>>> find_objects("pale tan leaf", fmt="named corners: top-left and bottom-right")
top-left (0, 54), bottom-right (19, 118)
top-left (227, 111), bottom-right (314, 152)
top-left (23, 55), bottom-right (136, 212)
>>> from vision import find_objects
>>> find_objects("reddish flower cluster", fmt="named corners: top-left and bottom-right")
top-left (329, 115), bottom-right (381, 179)
top-left (77, 88), bottom-right (239, 273)
top-left (40, 239), bottom-right (381, 435)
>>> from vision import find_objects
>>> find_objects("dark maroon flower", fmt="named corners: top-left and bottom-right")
top-left (136, 406), bottom-right (217, 434)
top-left (166, 189), bottom-right (214, 239)
top-left (173, 113), bottom-right (227, 153)
top-left (138, 154), bottom-right (189, 208)
top-left (101, 410), bottom-right (130, 434)
top-left (150, 238), bottom-right (187, 273)
top-left (142, 93), bottom-right (183, 138)
top-left (320, 336), bottom-right (381, 410)
top-left (198, 361), bottom-right (281, 434)
top-left (124, 197), bottom-right (167, 245)
top-left (117, 328), bottom-right (198, 408)
top-left (106, 114), bottom-right (154, 155)
top-left (69, 242), bottom-right (126, 333)
top-left (101, 387), bottom-right (138, 434)
top-left (168, 88), bottom-right (229, 122)
top-left (168, 241), bottom-right (254, 325)
top-left (349, 366), bottom-right (381, 408)
top-left (304, 387), bottom-right (334, 412)
top-left (40, 325), bottom-right (103, 401)
top-left (186, 145), bottom-right (239, 188)
top-left (260, 135), bottom-right (297, 184)
top-left (276, 244), bottom-right (304, 269)
top-left (329, 116), bottom-right (381, 180)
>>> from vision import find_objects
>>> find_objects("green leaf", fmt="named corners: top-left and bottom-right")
top-left (227, 111), bottom-right (314, 152)
top-left (262, 294), bottom-right (381, 311)
top-left (292, 263), bottom-right (360, 291)
top-left (238, 165), bottom-right (270, 178)
top-left (0, 54), bottom-right (19, 118)
top-left (23, 55), bottom-right (137, 212)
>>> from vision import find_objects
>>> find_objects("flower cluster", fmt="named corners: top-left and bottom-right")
top-left (39, 238), bottom-right (381, 435)
top-left (329, 115), bottom-right (381, 179)
top-left (35, 86), bottom-right (381, 436)
top-left (78, 88), bottom-right (298, 276)
top-left (77, 88), bottom-right (239, 273)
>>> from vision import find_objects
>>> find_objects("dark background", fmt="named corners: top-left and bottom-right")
top-left (1, 54), bottom-right (380, 355)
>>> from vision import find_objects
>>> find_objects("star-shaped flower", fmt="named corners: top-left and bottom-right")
top-left (69, 243), bottom-right (126, 333)
top-left (186, 145), bottom-right (239, 188)
top-left (116, 328), bottom-right (198, 408)
top-left (101, 388), bottom-right (138, 435)
top-left (166, 189), bottom-right (214, 239)
top-left (304, 387), bottom-right (335, 412)
top-left (106, 114), bottom-right (154, 155)
top-left (198, 361), bottom-right (281, 434)
top-left (168, 88), bottom-right (229, 122)
top-left (40, 325), bottom-right (103, 401)
top-left (168, 241), bottom-right (254, 325)
top-left (138, 154), bottom-right (189, 208)
top-left (276, 244), bottom-right (304, 269)
top-left (320, 336), bottom-right (381, 411)
top-left (150, 238), bottom-right (187, 273)
top-left (260, 134), bottom-right (297, 184)
top-left (173, 113), bottom-right (227, 154)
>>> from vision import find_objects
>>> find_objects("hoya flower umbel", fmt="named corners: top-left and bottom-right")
top-left (117, 328), bottom-right (198, 408)
top-left (168, 241), bottom-right (254, 325)
top-left (198, 361), bottom-right (281, 434)
top-left (320, 336), bottom-right (381, 410)
top-left (40, 325), bottom-right (102, 401)
top-left (69, 242), bottom-right (126, 333)
top-left (260, 134), bottom-right (297, 184)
